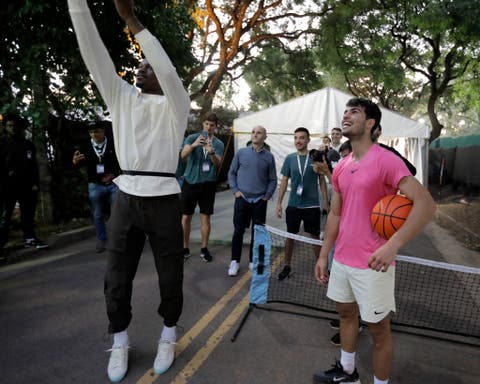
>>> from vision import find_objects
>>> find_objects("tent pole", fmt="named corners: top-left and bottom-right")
top-left (425, 139), bottom-right (430, 187)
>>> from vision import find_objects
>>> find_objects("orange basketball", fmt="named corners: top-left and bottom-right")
top-left (371, 194), bottom-right (413, 240)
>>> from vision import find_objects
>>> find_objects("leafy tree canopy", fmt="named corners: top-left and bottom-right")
top-left (310, 0), bottom-right (480, 140)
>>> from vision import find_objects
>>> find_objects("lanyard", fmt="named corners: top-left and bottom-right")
top-left (203, 136), bottom-right (214, 159)
top-left (296, 154), bottom-right (309, 182)
top-left (91, 138), bottom-right (107, 161)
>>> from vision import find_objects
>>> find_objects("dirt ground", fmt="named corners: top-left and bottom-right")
top-left (429, 184), bottom-right (480, 253)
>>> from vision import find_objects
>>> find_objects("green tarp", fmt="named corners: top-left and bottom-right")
top-left (430, 134), bottom-right (480, 149)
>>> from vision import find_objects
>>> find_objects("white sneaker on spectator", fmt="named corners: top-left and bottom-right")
top-left (107, 346), bottom-right (129, 382)
top-left (228, 260), bottom-right (239, 276)
top-left (154, 340), bottom-right (176, 374)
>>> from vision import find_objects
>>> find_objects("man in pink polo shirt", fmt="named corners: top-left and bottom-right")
top-left (313, 98), bottom-right (436, 384)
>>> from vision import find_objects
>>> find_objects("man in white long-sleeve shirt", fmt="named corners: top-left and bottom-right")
top-left (68, 0), bottom-right (190, 381)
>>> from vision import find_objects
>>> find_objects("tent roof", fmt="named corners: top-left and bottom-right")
top-left (234, 87), bottom-right (430, 139)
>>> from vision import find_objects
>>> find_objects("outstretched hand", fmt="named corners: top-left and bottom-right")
top-left (114, 0), bottom-right (143, 35)
top-left (114, 0), bottom-right (135, 22)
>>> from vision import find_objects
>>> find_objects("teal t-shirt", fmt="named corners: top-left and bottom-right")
top-left (280, 153), bottom-right (320, 208)
top-left (182, 132), bottom-right (225, 184)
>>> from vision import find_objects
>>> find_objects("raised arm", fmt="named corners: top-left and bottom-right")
top-left (113, 0), bottom-right (144, 35)
top-left (68, 0), bottom-right (121, 106)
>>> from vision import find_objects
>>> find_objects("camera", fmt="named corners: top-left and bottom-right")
top-left (309, 148), bottom-right (340, 173)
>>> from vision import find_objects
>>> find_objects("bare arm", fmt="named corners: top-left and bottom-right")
top-left (72, 150), bottom-right (85, 165)
top-left (114, 0), bottom-right (144, 35)
top-left (368, 175), bottom-right (436, 272)
top-left (319, 175), bottom-right (330, 213)
top-left (205, 139), bottom-right (221, 167)
top-left (315, 191), bottom-right (341, 284)
top-left (276, 176), bottom-right (289, 218)
top-left (313, 160), bottom-right (332, 183)
top-left (180, 135), bottom-right (205, 160)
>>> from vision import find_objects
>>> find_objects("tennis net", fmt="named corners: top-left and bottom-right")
top-left (249, 225), bottom-right (480, 342)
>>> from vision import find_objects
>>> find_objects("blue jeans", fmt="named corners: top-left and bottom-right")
top-left (88, 183), bottom-right (118, 241)
top-left (231, 197), bottom-right (267, 263)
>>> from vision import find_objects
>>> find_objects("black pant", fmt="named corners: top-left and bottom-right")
top-left (231, 197), bottom-right (267, 263)
top-left (0, 187), bottom-right (38, 249)
top-left (104, 190), bottom-right (184, 333)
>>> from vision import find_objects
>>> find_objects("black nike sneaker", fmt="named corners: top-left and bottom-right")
top-left (278, 265), bottom-right (291, 281)
top-left (312, 359), bottom-right (361, 383)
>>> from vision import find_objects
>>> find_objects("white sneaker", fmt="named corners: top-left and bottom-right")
top-left (228, 260), bottom-right (239, 276)
top-left (249, 262), bottom-right (253, 271)
top-left (154, 340), bottom-right (176, 374)
top-left (107, 346), bottom-right (129, 382)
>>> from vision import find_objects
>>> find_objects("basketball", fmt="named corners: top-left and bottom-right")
top-left (371, 194), bottom-right (413, 240)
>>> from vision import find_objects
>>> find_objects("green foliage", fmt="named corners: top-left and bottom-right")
top-left (244, 43), bottom-right (324, 110)
top-left (313, 0), bottom-right (419, 111)
top-left (311, 0), bottom-right (480, 140)
top-left (0, 0), bottom-right (196, 223)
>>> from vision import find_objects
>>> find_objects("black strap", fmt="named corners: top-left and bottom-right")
top-left (257, 244), bottom-right (265, 275)
top-left (121, 170), bottom-right (176, 177)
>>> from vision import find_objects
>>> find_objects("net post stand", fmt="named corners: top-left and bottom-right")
top-left (230, 303), bottom-right (256, 342)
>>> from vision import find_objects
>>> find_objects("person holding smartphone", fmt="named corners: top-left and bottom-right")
top-left (180, 113), bottom-right (225, 262)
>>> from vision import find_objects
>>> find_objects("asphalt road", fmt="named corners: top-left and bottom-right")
top-left (1, 234), bottom-right (480, 384)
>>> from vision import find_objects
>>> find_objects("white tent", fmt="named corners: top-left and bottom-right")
top-left (233, 87), bottom-right (430, 185)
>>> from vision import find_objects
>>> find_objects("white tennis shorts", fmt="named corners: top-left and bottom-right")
top-left (327, 259), bottom-right (396, 323)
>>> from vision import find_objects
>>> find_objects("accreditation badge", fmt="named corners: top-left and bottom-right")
top-left (96, 164), bottom-right (105, 174)
top-left (296, 183), bottom-right (304, 196)
top-left (202, 161), bottom-right (210, 172)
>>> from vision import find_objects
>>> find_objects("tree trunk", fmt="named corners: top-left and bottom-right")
top-left (427, 93), bottom-right (443, 143)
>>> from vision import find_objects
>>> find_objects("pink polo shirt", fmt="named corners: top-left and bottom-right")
top-left (332, 144), bottom-right (412, 269)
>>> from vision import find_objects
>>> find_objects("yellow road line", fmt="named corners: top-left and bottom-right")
top-left (170, 293), bottom-right (251, 384)
top-left (136, 271), bottom-right (251, 384)
top-left (167, 252), bottom-right (285, 383)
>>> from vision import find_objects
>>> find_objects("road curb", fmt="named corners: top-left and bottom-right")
top-left (0, 226), bottom-right (95, 267)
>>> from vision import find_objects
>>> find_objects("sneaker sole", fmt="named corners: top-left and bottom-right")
top-left (154, 359), bottom-right (174, 375)
top-left (108, 373), bottom-right (127, 383)
top-left (313, 376), bottom-right (361, 384)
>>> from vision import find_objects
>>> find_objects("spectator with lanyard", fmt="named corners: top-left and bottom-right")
top-left (180, 113), bottom-right (225, 262)
top-left (72, 123), bottom-right (120, 253)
